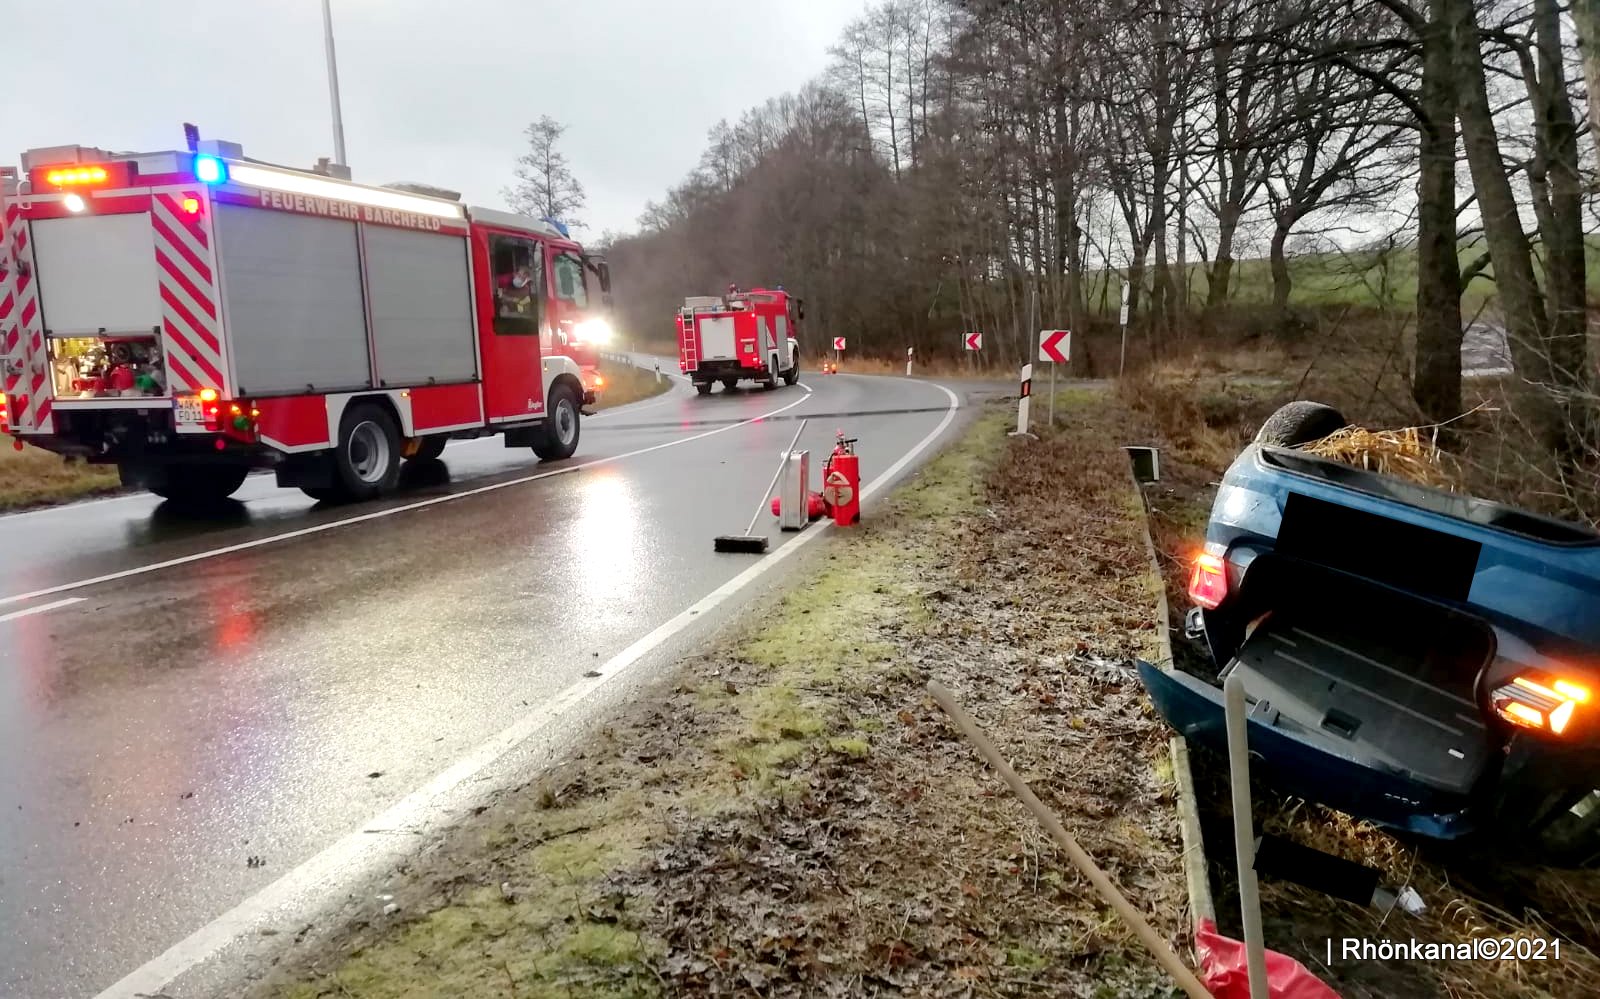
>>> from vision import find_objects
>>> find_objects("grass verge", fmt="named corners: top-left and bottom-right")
top-left (0, 442), bottom-right (119, 511)
top-left (596, 360), bottom-right (672, 410)
top-left (257, 396), bottom-right (1191, 999)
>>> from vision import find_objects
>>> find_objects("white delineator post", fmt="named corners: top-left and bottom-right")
top-left (1118, 279), bottom-right (1132, 377)
top-left (1009, 363), bottom-right (1034, 438)
top-left (1225, 672), bottom-right (1270, 999)
top-left (906, 346), bottom-right (914, 377)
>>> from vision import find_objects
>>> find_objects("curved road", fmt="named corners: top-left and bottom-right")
top-left (0, 359), bottom-right (991, 998)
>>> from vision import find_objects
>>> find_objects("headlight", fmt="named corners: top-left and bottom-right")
top-left (573, 317), bottom-right (614, 345)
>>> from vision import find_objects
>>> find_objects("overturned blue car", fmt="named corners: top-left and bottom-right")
top-left (1140, 402), bottom-right (1600, 859)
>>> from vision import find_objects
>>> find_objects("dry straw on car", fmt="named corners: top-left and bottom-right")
top-left (1304, 425), bottom-right (1461, 490)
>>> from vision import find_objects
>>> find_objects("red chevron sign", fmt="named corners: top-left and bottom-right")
top-left (1039, 329), bottom-right (1071, 364)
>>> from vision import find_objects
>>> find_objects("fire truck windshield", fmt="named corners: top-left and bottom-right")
top-left (554, 253), bottom-right (588, 308)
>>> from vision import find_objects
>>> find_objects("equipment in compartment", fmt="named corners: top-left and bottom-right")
top-left (51, 335), bottom-right (166, 399)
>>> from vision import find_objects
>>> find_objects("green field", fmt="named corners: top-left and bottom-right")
top-left (1081, 238), bottom-right (1600, 317)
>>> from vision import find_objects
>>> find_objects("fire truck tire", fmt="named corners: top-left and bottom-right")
top-left (143, 463), bottom-right (249, 504)
top-left (695, 382), bottom-right (712, 396)
top-left (534, 384), bottom-right (581, 461)
top-left (782, 361), bottom-right (799, 386)
top-left (407, 436), bottom-right (447, 462)
top-left (722, 378), bottom-right (739, 392)
top-left (332, 403), bottom-right (403, 501)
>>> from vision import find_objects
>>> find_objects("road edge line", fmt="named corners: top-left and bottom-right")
top-left (92, 382), bottom-right (959, 999)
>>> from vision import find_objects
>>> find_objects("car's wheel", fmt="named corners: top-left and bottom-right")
top-left (782, 360), bottom-right (799, 386)
top-left (331, 403), bottom-right (403, 501)
top-left (1255, 401), bottom-right (1348, 447)
top-left (722, 378), bottom-right (739, 393)
top-left (407, 436), bottom-right (447, 462)
top-left (533, 384), bottom-right (581, 461)
top-left (137, 463), bottom-right (249, 504)
top-left (695, 381), bottom-right (712, 396)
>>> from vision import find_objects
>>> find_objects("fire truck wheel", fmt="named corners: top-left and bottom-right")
top-left (722, 378), bottom-right (739, 392)
top-left (407, 436), bottom-right (447, 462)
top-left (144, 463), bottom-right (249, 504)
top-left (534, 385), bottom-right (581, 461)
top-left (333, 403), bottom-right (403, 500)
top-left (695, 382), bottom-right (712, 396)
top-left (782, 361), bottom-right (799, 386)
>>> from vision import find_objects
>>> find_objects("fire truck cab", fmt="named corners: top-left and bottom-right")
top-left (677, 286), bottom-right (801, 395)
top-left (0, 138), bottom-right (613, 505)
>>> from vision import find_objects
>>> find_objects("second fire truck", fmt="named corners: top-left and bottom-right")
top-left (677, 286), bottom-right (802, 395)
top-left (1, 136), bottom-right (616, 504)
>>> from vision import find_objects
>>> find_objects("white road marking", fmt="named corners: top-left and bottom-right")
top-left (0, 597), bottom-right (84, 624)
top-left (93, 381), bottom-right (959, 999)
top-left (0, 384), bottom-right (814, 610)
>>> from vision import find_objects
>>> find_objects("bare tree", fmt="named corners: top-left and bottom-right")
top-left (506, 116), bottom-right (587, 229)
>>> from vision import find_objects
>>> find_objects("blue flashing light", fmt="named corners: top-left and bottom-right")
top-left (194, 155), bottom-right (226, 185)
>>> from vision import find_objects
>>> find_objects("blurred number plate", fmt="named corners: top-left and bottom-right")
top-left (174, 395), bottom-right (203, 424)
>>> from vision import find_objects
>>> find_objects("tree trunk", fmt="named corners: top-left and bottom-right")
top-left (1447, 0), bottom-right (1563, 448)
top-left (1269, 222), bottom-right (1293, 314)
top-left (1208, 205), bottom-right (1239, 310)
top-left (1413, 0), bottom-right (1464, 426)
top-left (1573, 0), bottom-right (1600, 163)
top-left (1532, 0), bottom-right (1590, 409)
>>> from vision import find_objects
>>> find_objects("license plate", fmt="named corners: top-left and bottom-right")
top-left (174, 395), bottom-right (204, 424)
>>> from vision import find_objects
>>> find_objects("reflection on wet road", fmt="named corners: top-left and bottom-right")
top-left (0, 357), bottom-right (983, 998)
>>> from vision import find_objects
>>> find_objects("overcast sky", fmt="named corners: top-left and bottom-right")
top-left (6, 0), bottom-right (862, 237)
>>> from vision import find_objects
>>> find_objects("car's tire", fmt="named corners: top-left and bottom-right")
top-left (139, 463), bottom-right (249, 503)
top-left (722, 378), bottom-right (739, 393)
top-left (331, 403), bottom-right (403, 501)
top-left (300, 486), bottom-right (339, 503)
top-left (533, 384), bottom-right (581, 461)
top-left (695, 381), bottom-right (712, 396)
top-left (782, 360), bottom-right (799, 386)
top-left (407, 436), bottom-right (447, 462)
top-left (1255, 401), bottom-right (1348, 447)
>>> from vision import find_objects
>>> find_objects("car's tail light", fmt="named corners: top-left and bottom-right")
top-left (0, 391), bottom-right (8, 434)
top-left (1493, 672), bottom-right (1592, 735)
top-left (1187, 549), bottom-right (1229, 610)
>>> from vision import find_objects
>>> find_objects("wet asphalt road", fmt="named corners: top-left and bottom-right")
top-left (0, 358), bottom-right (991, 998)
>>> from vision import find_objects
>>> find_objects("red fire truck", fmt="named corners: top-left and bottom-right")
top-left (677, 287), bottom-right (802, 395)
top-left (0, 138), bottom-right (615, 504)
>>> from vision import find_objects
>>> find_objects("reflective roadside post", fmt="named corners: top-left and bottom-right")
top-left (1119, 279), bottom-right (1131, 377)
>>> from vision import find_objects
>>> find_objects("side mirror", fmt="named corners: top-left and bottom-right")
top-left (598, 261), bottom-right (612, 295)
top-left (797, 304), bottom-right (806, 321)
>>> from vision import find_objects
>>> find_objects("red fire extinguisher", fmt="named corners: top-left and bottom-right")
top-left (822, 431), bottom-right (861, 526)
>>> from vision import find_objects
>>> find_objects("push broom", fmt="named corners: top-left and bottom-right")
top-left (714, 419), bottom-right (808, 554)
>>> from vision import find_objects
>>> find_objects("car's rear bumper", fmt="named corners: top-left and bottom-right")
top-left (1136, 660), bottom-right (1476, 839)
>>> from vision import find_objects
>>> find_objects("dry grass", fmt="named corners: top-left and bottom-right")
top-left (595, 360), bottom-right (672, 410)
top-left (0, 441), bottom-right (120, 511)
top-left (1304, 425), bottom-right (1461, 490)
top-left (825, 355), bottom-right (1010, 379)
